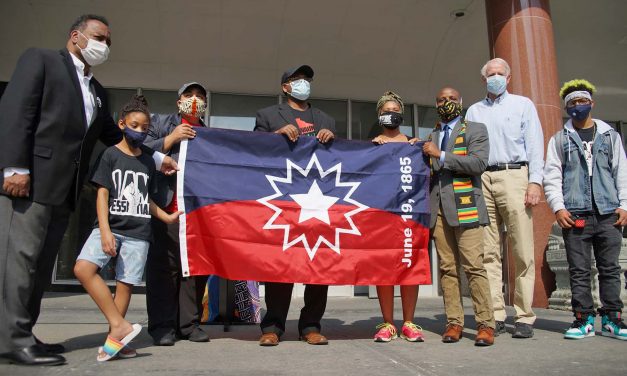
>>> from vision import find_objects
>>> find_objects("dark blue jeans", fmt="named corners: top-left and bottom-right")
top-left (562, 213), bottom-right (624, 315)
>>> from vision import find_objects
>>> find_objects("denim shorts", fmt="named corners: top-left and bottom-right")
top-left (77, 228), bottom-right (149, 285)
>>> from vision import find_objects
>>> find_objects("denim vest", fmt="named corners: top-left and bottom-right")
top-left (559, 128), bottom-right (619, 215)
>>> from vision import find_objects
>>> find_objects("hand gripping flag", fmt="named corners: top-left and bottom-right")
top-left (178, 128), bottom-right (431, 286)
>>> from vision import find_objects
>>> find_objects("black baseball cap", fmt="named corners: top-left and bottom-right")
top-left (178, 82), bottom-right (207, 97)
top-left (280, 65), bottom-right (314, 84)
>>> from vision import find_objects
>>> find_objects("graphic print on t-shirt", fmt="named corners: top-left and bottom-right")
top-left (295, 117), bottom-right (315, 136)
top-left (110, 169), bottom-right (150, 218)
top-left (575, 126), bottom-right (595, 177)
top-left (581, 140), bottom-right (594, 176)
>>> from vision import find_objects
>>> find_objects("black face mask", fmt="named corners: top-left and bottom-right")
top-left (123, 126), bottom-right (148, 148)
top-left (378, 111), bottom-right (403, 129)
top-left (436, 100), bottom-right (462, 123)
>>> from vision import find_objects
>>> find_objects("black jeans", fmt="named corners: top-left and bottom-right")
top-left (563, 213), bottom-right (624, 315)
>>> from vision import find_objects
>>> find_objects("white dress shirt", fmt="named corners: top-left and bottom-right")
top-left (69, 52), bottom-right (96, 126)
top-left (465, 91), bottom-right (544, 184)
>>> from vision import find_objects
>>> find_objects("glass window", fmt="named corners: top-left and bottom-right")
top-left (350, 101), bottom-right (377, 141)
top-left (417, 105), bottom-right (438, 140)
top-left (210, 93), bottom-right (277, 131)
top-left (400, 105), bottom-right (415, 139)
top-left (351, 101), bottom-right (415, 141)
top-left (308, 98), bottom-right (348, 140)
top-left (107, 88), bottom-right (140, 121)
top-left (142, 89), bottom-right (179, 117)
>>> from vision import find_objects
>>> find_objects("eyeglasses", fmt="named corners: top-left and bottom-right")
top-left (566, 99), bottom-right (592, 108)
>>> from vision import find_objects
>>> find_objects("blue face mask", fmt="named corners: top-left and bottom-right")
top-left (123, 126), bottom-right (148, 148)
top-left (289, 79), bottom-right (311, 101)
top-left (486, 74), bottom-right (507, 96)
top-left (567, 104), bottom-right (592, 121)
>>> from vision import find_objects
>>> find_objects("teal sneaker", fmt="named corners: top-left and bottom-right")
top-left (601, 312), bottom-right (627, 341)
top-left (564, 313), bottom-right (595, 340)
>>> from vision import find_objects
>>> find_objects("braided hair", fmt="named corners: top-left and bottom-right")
top-left (376, 91), bottom-right (404, 114)
top-left (119, 95), bottom-right (150, 122)
top-left (559, 79), bottom-right (596, 100)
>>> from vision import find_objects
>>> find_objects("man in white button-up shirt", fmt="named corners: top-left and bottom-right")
top-left (465, 58), bottom-right (544, 339)
top-left (0, 15), bottom-right (175, 366)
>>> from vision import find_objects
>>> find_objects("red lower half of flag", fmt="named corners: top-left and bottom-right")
top-left (183, 200), bottom-right (431, 286)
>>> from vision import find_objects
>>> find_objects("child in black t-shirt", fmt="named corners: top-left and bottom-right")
top-left (73, 95), bottom-right (181, 362)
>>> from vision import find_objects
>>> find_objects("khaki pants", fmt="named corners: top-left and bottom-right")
top-left (481, 167), bottom-right (536, 324)
top-left (433, 209), bottom-right (495, 328)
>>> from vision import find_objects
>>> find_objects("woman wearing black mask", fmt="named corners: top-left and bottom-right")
top-left (372, 91), bottom-right (415, 145)
top-left (371, 91), bottom-right (424, 343)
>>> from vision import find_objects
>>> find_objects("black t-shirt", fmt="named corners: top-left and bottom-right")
top-left (90, 146), bottom-right (157, 241)
top-left (292, 107), bottom-right (315, 136)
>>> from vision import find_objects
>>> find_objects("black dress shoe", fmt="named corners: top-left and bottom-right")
top-left (179, 326), bottom-right (210, 342)
top-left (153, 331), bottom-right (176, 346)
top-left (35, 336), bottom-right (65, 354)
top-left (0, 345), bottom-right (65, 366)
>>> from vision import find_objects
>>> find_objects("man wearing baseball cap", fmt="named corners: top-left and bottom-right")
top-left (255, 65), bottom-right (335, 142)
top-left (143, 82), bottom-right (210, 346)
top-left (254, 65), bottom-right (336, 346)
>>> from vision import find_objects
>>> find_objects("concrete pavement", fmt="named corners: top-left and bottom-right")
top-left (2, 292), bottom-right (626, 376)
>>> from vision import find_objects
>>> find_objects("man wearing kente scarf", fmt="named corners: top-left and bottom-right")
top-left (423, 87), bottom-right (495, 346)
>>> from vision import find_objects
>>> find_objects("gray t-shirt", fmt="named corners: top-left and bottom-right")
top-left (90, 146), bottom-right (157, 241)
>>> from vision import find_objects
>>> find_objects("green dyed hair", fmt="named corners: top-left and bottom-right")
top-left (559, 79), bottom-right (596, 100)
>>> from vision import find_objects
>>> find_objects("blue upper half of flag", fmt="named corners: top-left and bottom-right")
top-left (181, 128), bottom-right (430, 220)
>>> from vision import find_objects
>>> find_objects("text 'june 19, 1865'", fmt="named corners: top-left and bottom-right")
top-left (399, 157), bottom-right (415, 268)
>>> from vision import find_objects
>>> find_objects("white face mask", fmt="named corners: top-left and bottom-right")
top-left (289, 79), bottom-right (311, 101)
top-left (77, 31), bottom-right (110, 67)
top-left (486, 74), bottom-right (507, 96)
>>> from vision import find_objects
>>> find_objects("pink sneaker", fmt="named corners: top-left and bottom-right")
top-left (374, 322), bottom-right (398, 342)
top-left (401, 322), bottom-right (425, 342)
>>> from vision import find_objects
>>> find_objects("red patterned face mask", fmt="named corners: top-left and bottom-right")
top-left (178, 96), bottom-right (206, 118)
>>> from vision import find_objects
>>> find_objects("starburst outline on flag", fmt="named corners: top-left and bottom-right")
top-left (256, 153), bottom-right (369, 261)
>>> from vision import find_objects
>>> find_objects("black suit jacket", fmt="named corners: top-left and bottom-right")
top-left (254, 103), bottom-right (336, 134)
top-left (0, 48), bottom-right (121, 207)
top-left (428, 120), bottom-right (490, 228)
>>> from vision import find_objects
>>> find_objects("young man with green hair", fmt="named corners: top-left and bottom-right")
top-left (543, 79), bottom-right (627, 340)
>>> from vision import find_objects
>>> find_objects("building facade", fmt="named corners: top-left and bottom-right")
top-left (0, 0), bottom-right (626, 302)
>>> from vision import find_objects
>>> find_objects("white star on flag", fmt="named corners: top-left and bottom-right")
top-left (256, 154), bottom-right (369, 261)
top-left (290, 181), bottom-right (339, 225)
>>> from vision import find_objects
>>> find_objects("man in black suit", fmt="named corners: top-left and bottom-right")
top-left (254, 65), bottom-right (335, 346)
top-left (0, 15), bottom-right (175, 366)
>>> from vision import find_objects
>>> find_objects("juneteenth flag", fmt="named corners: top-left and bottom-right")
top-left (177, 128), bottom-right (431, 286)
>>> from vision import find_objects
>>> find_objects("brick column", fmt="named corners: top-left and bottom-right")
top-left (485, 0), bottom-right (563, 307)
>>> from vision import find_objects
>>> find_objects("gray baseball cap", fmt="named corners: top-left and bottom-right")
top-left (178, 82), bottom-right (207, 97)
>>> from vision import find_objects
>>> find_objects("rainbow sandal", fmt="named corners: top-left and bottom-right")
top-left (96, 324), bottom-right (142, 362)
top-left (98, 345), bottom-right (137, 360)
